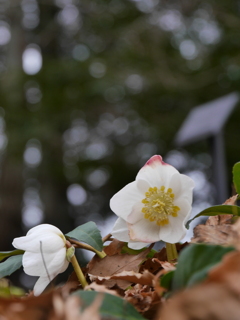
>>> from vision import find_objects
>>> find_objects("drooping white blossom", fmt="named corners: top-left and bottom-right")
top-left (12, 224), bottom-right (69, 295)
top-left (110, 155), bottom-right (194, 249)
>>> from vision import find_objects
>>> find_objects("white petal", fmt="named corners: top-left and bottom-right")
top-left (23, 247), bottom-right (68, 277)
top-left (13, 232), bottom-right (65, 253)
top-left (33, 276), bottom-right (51, 296)
top-left (128, 240), bottom-right (149, 250)
top-left (169, 173), bottom-right (194, 203)
top-left (158, 199), bottom-right (191, 243)
top-left (111, 218), bottom-right (130, 242)
top-left (128, 218), bottom-right (160, 243)
top-left (26, 224), bottom-right (63, 237)
top-left (127, 201), bottom-right (144, 224)
top-left (110, 181), bottom-right (142, 221)
top-left (136, 155), bottom-right (178, 188)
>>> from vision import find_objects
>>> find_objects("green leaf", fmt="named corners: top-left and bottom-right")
top-left (0, 255), bottom-right (23, 279)
top-left (233, 162), bottom-right (240, 194)
top-left (186, 205), bottom-right (240, 229)
top-left (172, 244), bottom-right (234, 291)
top-left (160, 270), bottom-right (175, 290)
top-left (73, 290), bottom-right (146, 320)
top-left (0, 250), bottom-right (24, 262)
top-left (65, 222), bottom-right (103, 251)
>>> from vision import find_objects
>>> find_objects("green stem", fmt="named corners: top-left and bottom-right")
top-left (71, 254), bottom-right (88, 288)
top-left (68, 238), bottom-right (106, 259)
top-left (165, 242), bottom-right (178, 262)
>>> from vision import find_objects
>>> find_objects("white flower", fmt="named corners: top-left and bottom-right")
top-left (110, 155), bottom-right (194, 249)
top-left (12, 224), bottom-right (69, 296)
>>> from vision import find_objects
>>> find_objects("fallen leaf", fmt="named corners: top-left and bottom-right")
top-left (205, 214), bottom-right (233, 226)
top-left (103, 239), bottom-right (125, 256)
top-left (206, 250), bottom-right (240, 295)
top-left (87, 246), bottom-right (152, 289)
top-left (125, 283), bottom-right (161, 317)
top-left (158, 282), bottom-right (240, 320)
top-left (223, 194), bottom-right (238, 205)
top-left (84, 282), bottom-right (120, 296)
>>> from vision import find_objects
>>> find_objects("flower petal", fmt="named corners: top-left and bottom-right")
top-left (127, 201), bottom-right (144, 224)
top-left (127, 240), bottom-right (149, 250)
top-left (13, 232), bottom-right (65, 253)
top-left (111, 218), bottom-right (130, 242)
top-left (158, 199), bottom-right (191, 243)
top-left (136, 155), bottom-right (178, 188)
top-left (168, 173), bottom-right (194, 203)
top-left (23, 247), bottom-right (68, 277)
top-left (110, 181), bottom-right (142, 220)
top-left (26, 224), bottom-right (63, 237)
top-left (128, 218), bottom-right (161, 243)
top-left (33, 276), bottom-right (51, 296)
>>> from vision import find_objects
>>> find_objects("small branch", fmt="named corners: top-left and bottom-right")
top-left (71, 254), bottom-right (88, 289)
top-left (102, 233), bottom-right (113, 243)
top-left (68, 238), bottom-right (106, 259)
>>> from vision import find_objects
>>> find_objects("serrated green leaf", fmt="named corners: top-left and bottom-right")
top-left (186, 205), bottom-right (240, 229)
top-left (172, 244), bottom-right (234, 291)
top-left (65, 222), bottom-right (103, 251)
top-left (73, 290), bottom-right (146, 320)
top-left (0, 250), bottom-right (24, 262)
top-left (233, 162), bottom-right (240, 194)
top-left (0, 255), bottom-right (23, 279)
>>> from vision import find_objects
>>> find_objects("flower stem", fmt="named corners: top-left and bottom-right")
top-left (68, 238), bottom-right (106, 259)
top-left (165, 242), bottom-right (178, 262)
top-left (71, 254), bottom-right (88, 288)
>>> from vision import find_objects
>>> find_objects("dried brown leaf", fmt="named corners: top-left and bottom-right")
top-left (125, 283), bottom-right (161, 318)
top-left (206, 250), bottom-right (240, 295)
top-left (103, 239), bottom-right (125, 256)
top-left (223, 194), bottom-right (238, 205)
top-left (88, 246), bottom-right (152, 289)
top-left (158, 283), bottom-right (240, 320)
top-left (205, 214), bottom-right (233, 226)
top-left (85, 282), bottom-right (120, 296)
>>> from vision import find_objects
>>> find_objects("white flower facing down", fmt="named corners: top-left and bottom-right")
top-left (12, 224), bottom-right (69, 296)
top-left (110, 155), bottom-right (194, 249)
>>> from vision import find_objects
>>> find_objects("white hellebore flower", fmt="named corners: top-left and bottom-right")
top-left (110, 155), bottom-right (194, 249)
top-left (12, 224), bottom-right (69, 296)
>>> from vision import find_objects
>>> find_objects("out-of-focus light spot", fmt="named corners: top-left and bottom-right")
top-left (22, 44), bottom-right (42, 75)
top-left (104, 85), bottom-right (125, 103)
top-left (85, 141), bottom-right (112, 160)
top-left (192, 18), bottom-right (221, 45)
top-left (86, 168), bottom-right (110, 189)
top-left (179, 39), bottom-right (198, 60)
top-left (136, 142), bottom-right (157, 159)
top-left (22, 205), bottom-right (44, 228)
top-left (186, 170), bottom-right (207, 192)
top-left (0, 22), bottom-right (11, 46)
top-left (125, 74), bottom-right (143, 94)
top-left (113, 117), bottom-right (129, 135)
top-left (67, 183), bottom-right (87, 206)
top-left (165, 150), bottom-right (188, 171)
top-left (158, 10), bottom-right (183, 31)
top-left (97, 113), bottom-right (115, 137)
top-left (63, 125), bottom-right (88, 146)
top-left (22, 13), bottom-right (39, 29)
top-left (23, 140), bottom-right (42, 168)
top-left (57, 4), bottom-right (81, 31)
top-left (0, 133), bottom-right (8, 151)
top-left (89, 61), bottom-right (106, 78)
top-left (25, 82), bottom-right (42, 104)
top-left (72, 44), bottom-right (90, 61)
top-left (133, 0), bottom-right (158, 13)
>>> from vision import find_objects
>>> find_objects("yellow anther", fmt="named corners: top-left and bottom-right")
top-left (142, 185), bottom-right (180, 227)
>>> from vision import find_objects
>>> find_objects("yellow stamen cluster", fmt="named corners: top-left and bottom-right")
top-left (141, 186), bottom-right (180, 226)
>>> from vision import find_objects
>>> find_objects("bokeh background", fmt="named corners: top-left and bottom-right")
top-left (1, 0), bottom-right (240, 289)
